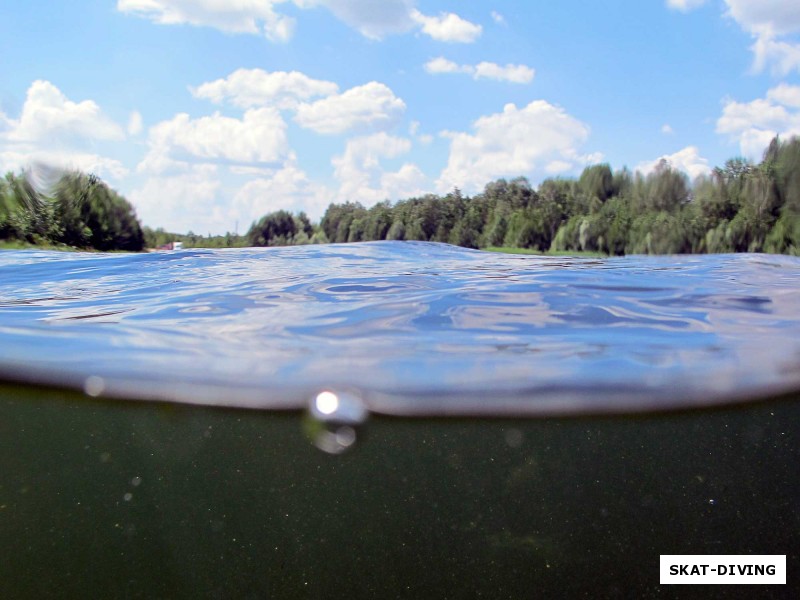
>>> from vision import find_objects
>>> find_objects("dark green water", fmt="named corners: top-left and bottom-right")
top-left (1, 384), bottom-right (798, 599)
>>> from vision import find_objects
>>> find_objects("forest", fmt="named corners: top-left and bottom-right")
top-left (2, 137), bottom-right (799, 256)
top-left (0, 169), bottom-right (144, 251)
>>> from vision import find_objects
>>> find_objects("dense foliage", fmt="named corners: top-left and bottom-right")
top-left (0, 170), bottom-right (145, 251)
top-left (306, 137), bottom-right (799, 256)
top-left (6, 137), bottom-right (799, 256)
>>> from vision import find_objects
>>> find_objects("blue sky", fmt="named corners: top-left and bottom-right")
top-left (1, 1), bottom-right (799, 235)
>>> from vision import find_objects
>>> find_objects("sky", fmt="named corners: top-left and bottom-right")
top-left (1, 1), bottom-right (799, 235)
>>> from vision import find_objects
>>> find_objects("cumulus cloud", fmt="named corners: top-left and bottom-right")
top-left (724, 0), bottom-right (800, 38)
top-left (768, 82), bottom-right (800, 107)
top-left (474, 62), bottom-right (535, 84)
top-left (294, 82), bottom-right (405, 135)
top-left (636, 146), bottom-right (711, 180)
top-left (671, 0), bottom-right (800, 74)
top-left (4, 80), bottom-right (124, 144)
top-left (233, 162), bottom-right (333, 222)
top-left (191, 68), bottom-right (339, 109)
top-left (671, 1), bottom-right (800, 73)
top-left (424, 57), bottom-right (470, 75)
top-left (117, 0), bottom-right (295, 42)
top-left (411, 9), bottom-right (482, 43)
top-left (331, 132), bottom-right (428, 204)
top-left (128, 164), bottom-right (226, 233)
top-left (138, 109), bottom-right (289, 174)
top-left (666, 0), bottom-right (708, 12)
top-left (0, 80), bottom-right (127, 181)
top-left (750, 35), bottom-right (800, 75)
top-left (296, 0), bottom-right (417, 39)
top-left (661, 124), bottom-right (674, 134)
top-left (436, 101), bottom-right (597, 193)
top-left (424, 57), bottom-right (535, 83)
top-left (119, 0), bottom-right (481, 44)
top-left (716, 84), bottom-right (800, 157)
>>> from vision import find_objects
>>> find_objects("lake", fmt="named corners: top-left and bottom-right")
top-left (1, 242), bottom-right (798, 597)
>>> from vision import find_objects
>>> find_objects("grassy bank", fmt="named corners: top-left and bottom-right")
top-left (0, 240), bottom-right (79, 251)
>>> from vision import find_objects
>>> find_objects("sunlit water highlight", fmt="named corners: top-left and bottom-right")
top-left (0, 241), bottom-right (798, 415)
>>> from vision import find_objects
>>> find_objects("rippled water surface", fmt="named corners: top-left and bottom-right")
top-left (0, 242), bottom-right (798, 415)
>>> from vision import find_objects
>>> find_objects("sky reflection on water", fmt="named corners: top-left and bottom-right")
top-left (0, 242), bottom-right (798, 416)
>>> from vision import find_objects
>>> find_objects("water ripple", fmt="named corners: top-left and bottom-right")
top-left (0, 242), bottom-right (798, 416)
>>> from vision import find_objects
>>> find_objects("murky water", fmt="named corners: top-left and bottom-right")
top-left (0, 242), bottom-right (798, 415)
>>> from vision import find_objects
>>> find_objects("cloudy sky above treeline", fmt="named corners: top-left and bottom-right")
top-left (1, 1), bottom-right (799, 234)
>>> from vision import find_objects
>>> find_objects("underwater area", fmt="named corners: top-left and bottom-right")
top-left (1, 242), bottom-right (799, 598)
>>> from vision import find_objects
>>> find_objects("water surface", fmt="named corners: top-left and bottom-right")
top-left (0, 242), bottom-right (798, 415)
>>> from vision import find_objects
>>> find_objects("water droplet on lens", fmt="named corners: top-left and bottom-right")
top-left (84, 375), bottom-right (105, 397)
top-left (306, 389), bottom-right (367, 454)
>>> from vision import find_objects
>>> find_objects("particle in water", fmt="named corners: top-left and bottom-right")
top-left (131, 476), bottom-right (142, 487)
top-left (504, 428), bottom-right (523, 448)
top-left (708, 499), bottom-right (716, 505)
top-left (123, 493), bottom-right (133, 502)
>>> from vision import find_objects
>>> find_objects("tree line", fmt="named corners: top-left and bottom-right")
top-left (246, 136), bottom-right (800, 256)
top-left (0, 169), bottom-right (144, 251)
top-left (3, 136), bottom-right (799, 255)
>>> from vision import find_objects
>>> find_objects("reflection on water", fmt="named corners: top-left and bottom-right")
top-left (0, 242), bottom-right (798, 415)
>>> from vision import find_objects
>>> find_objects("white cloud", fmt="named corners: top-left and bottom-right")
top-left (750, 35), bottom-right (800, 75)
top-left (424, 57), bottom-right (470, 75)
top-left (411, 9), bottom-right (482, 43)
top-left (661, 124), bottom-right (674, 134)
top-left (128, 110), bottom-right (143, 136)
top-left (666, 0), bottom-right (708, 13)
top-left (491, 11), bottom-right (506, 25)
top-left (4, 80), bottom-right (124, 144)
top-left (716, 84), bottom-right (800, 158)
top-left (0, 80), bottom-right (127, 181)
top-left (129, 165), bottom-right (225, 233)
top-left (706, 1), bottom-right (800, 74)
top-left (0, 149), bottom-right (129, 181)
top-left (437, 101), bottom-right (595, 193)
top-left (191, 68), bottom-right (339, 109)
top-left (380, 163), bottom-right (429, 199)
top-left (233, 162), bottom-right (333, 222)
top-left (671, 1), bottom-right (800, 73)
top-left (474, 62), bottom-right (535, 84)
top-left (424, 57), bottom-right (535, 84)
top-left (294, 82), bottom-right (405, 135)
top-left (117, 0), bottom-right (295, 42)
top-left (724, 0), bottom-right (800, 37)
top-left (637, 146), bottom-right (711, 180)
top-left (767, 82), bottom-right (800, 107)
top-left (331, 132), bottom-right (428, 204)
top-left (545, 160), bottom-right (573, 175)
top-left (119, 0), bottom-right (481, 44)
top-left (297, 0), bottom-right (417, 39)
top-left (139, 108), bottom-right (289, 173)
